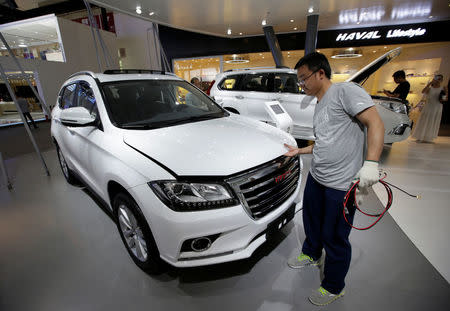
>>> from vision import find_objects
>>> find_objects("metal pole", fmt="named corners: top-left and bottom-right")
top-left (0, 33), bottom-right (52, 117)
top-left (82, 0), bottom-right (102, 72)
top-left (0, 152), bottom-right (12, 190)
top-left (263, 25), bottom-right (286, 68)
top-left (0, 63), bottom-right (50, 176)
top-left (305, 14), bottom-right (319, 55)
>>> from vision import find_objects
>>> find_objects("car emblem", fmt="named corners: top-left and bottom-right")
top-left (275, 170), bottom-right (291, 183)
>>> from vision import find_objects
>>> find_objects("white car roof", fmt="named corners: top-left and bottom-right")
top-left (65, 71), bottom-right (183, 84)
top-left (217, 67), bottom-right (296, 78)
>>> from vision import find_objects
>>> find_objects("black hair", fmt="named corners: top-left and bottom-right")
top-left (393, 70), bottom-right (406, 79)
top-left (294, 52), bottom-right (331, 79)
top-left (190, 77), bottom-right (200, 83)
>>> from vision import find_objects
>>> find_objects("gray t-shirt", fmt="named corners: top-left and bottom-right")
top-left (310, 82), bottom-right (374, 191)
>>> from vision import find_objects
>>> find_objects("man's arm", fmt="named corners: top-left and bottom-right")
top-left (355, 106), bottom-right (384, 161)
top-left (284, 143), bottom-right (314, 157)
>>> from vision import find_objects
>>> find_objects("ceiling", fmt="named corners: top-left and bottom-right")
top-left (0, 15), bottom-right (59, 49)
top-left (87, 0), bottom-right (450, 37)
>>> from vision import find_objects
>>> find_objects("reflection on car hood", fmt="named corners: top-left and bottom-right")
top-left (123, 115), bottom-right (296, 176)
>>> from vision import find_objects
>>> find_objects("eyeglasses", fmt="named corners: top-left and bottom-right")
top-left (298, 70), bottom-right (319, 86)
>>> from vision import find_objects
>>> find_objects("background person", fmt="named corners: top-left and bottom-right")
top-left (411, 74), bottom-right (447, 142)
top-left (17, 95), bottom-right (38, 129)
top-left (284, 52), bottom-right (384, 306)
top-left (383, 70), bottom-right (410, 101)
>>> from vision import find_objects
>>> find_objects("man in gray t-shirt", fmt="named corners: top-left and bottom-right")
top-left (283, 52), bottom-right (384, 306)
top-left (17, 95), bottom-right (38, 129)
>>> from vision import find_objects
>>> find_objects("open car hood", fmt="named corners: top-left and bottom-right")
top-left (346, 47), bottom-right (402, 85)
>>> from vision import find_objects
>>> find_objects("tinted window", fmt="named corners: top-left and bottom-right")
top-left (102, 80), bottom-right (227, 128)
top-left (241, 73), bottom-right (271, 92)
top-left (218, 75), bottom-right (241, 90)
top-left (274, 73), bottom-right (300, 94)
top-left (60, 84), bottom-right (77, 109)
top-left (76, 81), bottom-right (98, 118)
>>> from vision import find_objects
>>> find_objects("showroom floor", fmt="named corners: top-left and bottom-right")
top-left (0, 129), bottom-right (449, 310)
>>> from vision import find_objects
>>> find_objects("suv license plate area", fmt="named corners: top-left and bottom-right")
top-left (266, 203), bottom-right (296, 239)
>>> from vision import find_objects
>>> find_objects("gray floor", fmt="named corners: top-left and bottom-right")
top-left (1, 143), bottom-right (449, 310)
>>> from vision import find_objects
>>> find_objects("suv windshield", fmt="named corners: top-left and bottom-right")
top-left (102, 79), bottom-right (228, 128)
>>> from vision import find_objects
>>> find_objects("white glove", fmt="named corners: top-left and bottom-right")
top-left (356, 160), bottom-right (380, 190)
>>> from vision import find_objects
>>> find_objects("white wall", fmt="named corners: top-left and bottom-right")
top-left (113, 13), bottom-right (162, 70)
top-left (0, 17), bottom-right (118, 111)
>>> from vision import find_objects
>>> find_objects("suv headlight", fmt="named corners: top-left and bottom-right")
top-left (149, 181), bottom-right (238, 211)
top-left (378, 101), bottom-right (407, 114)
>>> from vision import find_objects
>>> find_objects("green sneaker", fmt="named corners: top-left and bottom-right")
top-left (287, 253), bottom-right (319, 269)
top-left (308, 287), bottom-right (345, 306)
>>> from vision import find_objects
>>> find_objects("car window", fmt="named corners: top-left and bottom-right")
top-left (76, 81), bottom-right (99, 118)
top-left (60, 83), bottom-right (77, 109)
top-left (240, 73), bottom-right (271, 92)
top-left (273, 73), bottom-right (300, 94)
top-left (218, 75), bottom-right (241, 90)
top-left (102, 79), bottom-right (228, 128)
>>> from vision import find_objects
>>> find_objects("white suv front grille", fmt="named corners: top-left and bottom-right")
top-left (227, 156), bottom-right (300, 220)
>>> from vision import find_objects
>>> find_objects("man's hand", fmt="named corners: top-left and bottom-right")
top-left (356, 160), bottom-right (380, 189)
top-left (284, 144), bottom-right (299, 157)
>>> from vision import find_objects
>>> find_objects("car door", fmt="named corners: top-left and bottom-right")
top-left (54, 83), bottom-right (78, 167)
top-left (213, 74), bottom-right (248, 114)
top-left (63, 79), bottom-right (105, 195)
top-left (272, 72), bottom-right (317, 140)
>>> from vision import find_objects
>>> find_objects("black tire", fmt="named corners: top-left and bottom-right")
top-left (113, 192), bottom-right (165, 274)
top-left (56, 146), bottom-right (77, 184)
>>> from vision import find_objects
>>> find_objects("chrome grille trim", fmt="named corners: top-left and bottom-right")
top-left (226, 156), bottom-right (300, 220)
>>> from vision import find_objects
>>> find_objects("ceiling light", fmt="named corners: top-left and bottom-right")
top-left (294, 27), bottom-right (298, 30)
top-left (384, 46), bottom-right (387, 49)
top-left (18, 44), bottom-right (27, 47)
top-left (290, 19), bottom-right (294, 22)
top-left (308, 8), bottom-right (314, 13)
top-left (331, 49), bottom-right (363, 59)
top-left (224, 54), bottom-right (249, 63)
top-left (262, 19), bottom-right (267, 26)
top-left (259, 53), bottom-right (263, 56)
top-left (373, 50), bottom-right (377, 53)
top-left (239, 32), bottom-right (243, 35)
top-left (357, 22), bottom-right (360, 24)
top-left (227, 28), bottom-right (232, 35)
top-left (136, 6), bottom-right (142, 14)
top-left (149, 11), bottom-right (155, 16)
top-left (429, 16), bottom-right (433, 18)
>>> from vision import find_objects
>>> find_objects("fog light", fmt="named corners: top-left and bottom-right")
top-left (191, 237), bottom-right (212, 252)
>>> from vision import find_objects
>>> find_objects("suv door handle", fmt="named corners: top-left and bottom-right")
top-left (235, 95), bottom-right (244, 99)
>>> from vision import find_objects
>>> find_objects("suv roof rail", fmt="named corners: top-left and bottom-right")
top-left (103, 69), bottom-right (177, 76)
top-left (69, 71), bottom-right (96, 79)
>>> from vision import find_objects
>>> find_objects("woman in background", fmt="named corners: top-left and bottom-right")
top-left (412, 74), bottom-right (447, 142)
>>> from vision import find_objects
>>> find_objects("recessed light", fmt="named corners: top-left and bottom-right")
top-left (287, 51), bottom-right (290, 54)
top-left (149, 11), bottom-right (155, 16)
top-left (308, 8), bottom-right (314, 13)
top-left (239, 32), bottom-right (243, 35)
top-left (259, 53), bottom-right (262, 56)
top-left (294, 27), bottom-right (298, 30)
top-left (429, 16), bottom-right (433, 18)
top-left (227, 28), bottom-right (232, 35)
top-left (373, 50), bottom-right (376, 53)
top-left (18, 44), bottom-right (27, 47)
top-left (262, 19), bottom-right (267, 26)
top-left (290, 19), bottom-right (294, 23)
top-left (384, 46), bottom-right (387, 49)
top-left (136, 6), bottom-right (142, 14)
top-left (357, 22), bottom-right (360, 24)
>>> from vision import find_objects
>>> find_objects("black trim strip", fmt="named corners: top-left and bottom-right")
top-left (123, 141), bottom-right (178, 178)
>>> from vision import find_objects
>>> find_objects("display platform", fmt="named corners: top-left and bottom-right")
top-left (0, 148), bottom-right (448, 311)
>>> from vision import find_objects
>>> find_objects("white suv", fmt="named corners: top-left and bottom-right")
top-left (51, 70), bottom-right (301, 273)
top-left (210, 48), bottom-right (412, 143)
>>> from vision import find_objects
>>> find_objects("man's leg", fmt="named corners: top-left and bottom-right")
top-left (301, 174), bottom-right (325, 261)
top-left (320, 187), bottom-right (356, 294)
top-left (24, 112), bottom-right (38, 128)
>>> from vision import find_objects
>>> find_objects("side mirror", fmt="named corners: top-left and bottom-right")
top-left (60, 107), bottom-right (96, 127)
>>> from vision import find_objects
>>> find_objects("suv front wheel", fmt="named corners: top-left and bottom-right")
top-left (57, 146), bottom-right (77, 184)
top-left (113, 192), bottom-right (165, 274)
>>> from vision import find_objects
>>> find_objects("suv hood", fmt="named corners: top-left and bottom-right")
top-left (123, 115), bottom-right (295, 177)
top-left (346, 47), bottom-right (402, 84)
